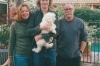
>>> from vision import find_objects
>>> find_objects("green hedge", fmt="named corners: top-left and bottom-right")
top-left (55, 6), bottom-right (100, 22)
top-left (74, 7), bottom-right (100, 22)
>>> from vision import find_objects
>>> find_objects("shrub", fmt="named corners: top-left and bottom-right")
top-left (55, 6), bottom-right (100, 21)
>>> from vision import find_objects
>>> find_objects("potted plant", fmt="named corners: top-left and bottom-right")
top-left (84, 41), bottom-right (92, 56)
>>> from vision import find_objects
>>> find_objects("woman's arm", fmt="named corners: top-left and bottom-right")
top-left (8, 22), bottom-right (16, 56)
top-left (26, 13), bottom-right (41, 37)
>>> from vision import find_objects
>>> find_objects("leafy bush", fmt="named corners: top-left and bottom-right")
top-left (85, 22), bottom-right (97, 42)
top-left (93, 27), bottom-right (100, 38)
top-left (74, 7), bottom-right (100, 22)
top-left (0, 24), bottom-right (9, 44)
top-left (55, 6), bottom-right (64, 19)
top-left (55, 6), bottom-right (100, 21)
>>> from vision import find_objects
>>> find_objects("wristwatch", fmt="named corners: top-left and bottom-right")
top-left (80, 50), bottom-right (83, 54)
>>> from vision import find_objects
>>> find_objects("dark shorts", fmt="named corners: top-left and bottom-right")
top-left (56, 54), bottom-right (81, 66)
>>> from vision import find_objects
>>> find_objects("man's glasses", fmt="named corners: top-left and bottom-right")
top-left (64, 8), bottom-right (73, 11)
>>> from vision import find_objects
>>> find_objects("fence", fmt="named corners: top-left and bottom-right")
top-left (0, 49), bottom-right (14, 66)
top-left (0, 49), bottom-right (8, 65)
top-left (81, 38), bottom-right (100, 66)
top-left (81, 21), bottom-right (100, 66)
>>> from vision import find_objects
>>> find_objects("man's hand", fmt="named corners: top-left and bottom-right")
top-left (34, 34), bottom-right (42, 42)
top-left (56, 53), bottom-right (58, 56)
top-left (80, 52), bottom-right (83, 58)
top-left (39, 22), bottom-right (52, 30)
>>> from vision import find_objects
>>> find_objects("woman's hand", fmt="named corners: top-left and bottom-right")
top-left (56, 53), bottom-right (58, 56)
top-left (39, 22), bottom-right (52, 30)
top-left (1, 58), bottom-right (11, 66)
top-left (34, 34), bottom-right (42, 42)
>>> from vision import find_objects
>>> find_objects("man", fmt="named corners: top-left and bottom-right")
top-left (26, 0), bottom-right (58, 66)
top-left (56, 3), bottom-right (88, 66)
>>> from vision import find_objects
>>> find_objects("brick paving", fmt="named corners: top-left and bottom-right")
top-left (82, 63), bottom-right (94, 66)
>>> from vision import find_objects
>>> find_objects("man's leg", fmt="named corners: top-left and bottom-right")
top-left (69, 56), bottom-right (81, 66)
top-left (56, 54), bottom-right (68, 66)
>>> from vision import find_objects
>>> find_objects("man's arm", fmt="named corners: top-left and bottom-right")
top-left (80, 41), bottom-right (86, 53)
top-left (79, 20), bottom-right (88, 56)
